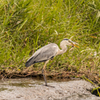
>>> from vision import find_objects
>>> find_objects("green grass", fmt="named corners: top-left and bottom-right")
top-left (0, 0), bottom-right (100, 78)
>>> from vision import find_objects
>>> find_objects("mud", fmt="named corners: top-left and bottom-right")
top-left (0, 78), bottom-right (100, 100)
top-left (0, 69), bottom-right (100, 85)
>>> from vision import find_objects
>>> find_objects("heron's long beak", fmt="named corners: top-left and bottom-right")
top-left (69, 40), bottom-right (79, 48)
top-left (69, 39), bottom-right (79, 48)
top-left (72, 44), bottom-right (79, 48)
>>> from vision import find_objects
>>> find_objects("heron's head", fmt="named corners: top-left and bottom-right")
top-left (62, 38), bottom-right (79, 47)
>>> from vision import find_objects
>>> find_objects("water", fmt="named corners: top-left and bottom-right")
top-left (0, 78), bottom-right (43, 89)
top-left (0, 78), bottom-right (99, 100)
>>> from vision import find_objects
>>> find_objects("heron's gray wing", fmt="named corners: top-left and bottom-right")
top-left (25, 43), bottom-right (59, 67)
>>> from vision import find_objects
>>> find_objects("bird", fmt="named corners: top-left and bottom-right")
top-left (25, 38), bottom-right (78, 86)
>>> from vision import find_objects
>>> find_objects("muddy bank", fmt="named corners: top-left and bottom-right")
top-left (0, 78), bottom-right (100, 100)
top-left (0, 68), bottom-right (100, 85)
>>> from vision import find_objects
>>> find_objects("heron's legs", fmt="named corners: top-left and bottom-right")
top-left (42, 60), bottom-right (49, 86)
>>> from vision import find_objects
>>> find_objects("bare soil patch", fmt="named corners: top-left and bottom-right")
top-left (0, 67), bottom-right (100, 86)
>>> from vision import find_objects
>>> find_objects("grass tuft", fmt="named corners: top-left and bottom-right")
top-left (0, 0), bottom-right (100, 83)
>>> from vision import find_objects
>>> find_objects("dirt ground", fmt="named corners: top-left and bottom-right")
top-left (0, 68), bottom-right (100, 100)
top-left (0, 68), bottom-right (100, 85)
top-left (0, 78), bottom-right (100, 100)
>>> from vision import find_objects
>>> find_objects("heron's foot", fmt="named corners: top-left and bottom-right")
top-left (43, 84), bottom-right (55, 88)
top-left (45, 83), bottom-right (47, 86)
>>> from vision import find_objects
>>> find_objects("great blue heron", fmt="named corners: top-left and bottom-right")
top-left (25, 39), bottom-right (78, 86)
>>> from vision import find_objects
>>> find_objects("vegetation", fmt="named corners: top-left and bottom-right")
top-left (0, 0), bottom-right (100, 84)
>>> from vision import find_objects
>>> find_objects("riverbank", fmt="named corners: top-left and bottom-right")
top-left (0, 67), bottom-right (100, 85)
top-left (0, 78), bottom-right (100, 100)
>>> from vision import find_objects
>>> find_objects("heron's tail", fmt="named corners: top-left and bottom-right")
top-left (25, 57), bottom-right (34, 67)
top-left (25, 61), bottom-right (31, 67)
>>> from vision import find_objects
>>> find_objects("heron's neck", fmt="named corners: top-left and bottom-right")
top-left (58, 41), bottom-right (68, 55)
